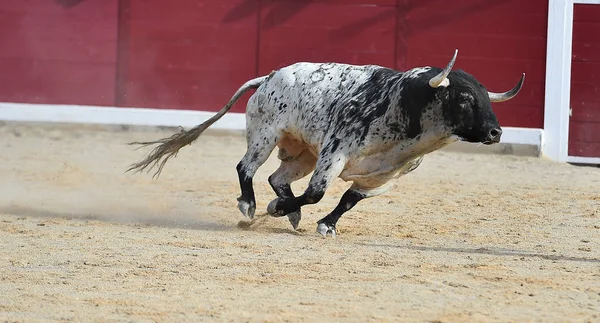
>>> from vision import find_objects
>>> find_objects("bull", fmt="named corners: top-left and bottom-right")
top-left (127, 49), bottom-right (524, 237)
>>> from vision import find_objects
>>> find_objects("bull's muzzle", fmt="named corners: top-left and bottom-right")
top-left (484, 128), bottom-right (503, 144)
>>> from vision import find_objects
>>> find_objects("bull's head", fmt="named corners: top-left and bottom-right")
top-left (429, 49), bottom-right (524, 145)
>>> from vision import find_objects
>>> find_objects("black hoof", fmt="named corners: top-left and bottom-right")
top-left (287, 211), bottom-right (301, 230)
top-left (266, 197), bottom-right (298, 217)
top-left (237, 197), bottom-right (255, 219)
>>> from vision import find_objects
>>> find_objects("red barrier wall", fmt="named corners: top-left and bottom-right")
top-left (0, 0), bottom-right (548, 128)
top-left (0, 0), bottom-right (118, 106)
top-left (569, 4), bottom-right (600, 158)
top-left (117, 0), bottom-right (259, 113)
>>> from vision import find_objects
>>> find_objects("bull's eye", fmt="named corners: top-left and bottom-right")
top-left (459, 99), bottom-right (470, 108)
top-left (458, 94), bottom-right (474, 108)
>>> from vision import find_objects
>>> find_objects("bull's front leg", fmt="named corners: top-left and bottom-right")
top-left (316, 157), bottom-right (423, 237)
top-left (317, 183), bottom-right (391, 238)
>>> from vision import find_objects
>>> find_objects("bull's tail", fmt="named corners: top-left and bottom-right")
top-left (126, 75), bottom-right (269, 179)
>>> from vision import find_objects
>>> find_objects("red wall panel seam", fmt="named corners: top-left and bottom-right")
top-left (256, 0), bottom-right (262, 77)
top-left (394, 0), bottom-right (399, 70)
top-left (115, 0), bottom-right (131, 107)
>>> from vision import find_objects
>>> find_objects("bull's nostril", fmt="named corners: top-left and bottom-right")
top-left (489, 128), bottom-right (502, 139)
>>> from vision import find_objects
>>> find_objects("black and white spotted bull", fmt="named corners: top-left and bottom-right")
top-left (128, 49), bottom-right (524, 237)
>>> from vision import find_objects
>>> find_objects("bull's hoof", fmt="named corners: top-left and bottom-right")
top-left (268, 198), bottom-right (301, 229)
top-left (237, 197), bottom-right (255, 219)
top-left (287, 211), bottom-right (302, 230)
top-left (267, 198), bottom-right (289, 217)
top-left (317, 222), bottom-right (336, 238)
top-left (267, 198), bottom-right (283, 217)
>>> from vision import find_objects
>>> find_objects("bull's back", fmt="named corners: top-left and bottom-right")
top-left (257, 62), bottom-right (380, 151)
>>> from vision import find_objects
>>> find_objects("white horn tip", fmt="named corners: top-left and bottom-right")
top-left (450, 49), bottom-right (459, 62)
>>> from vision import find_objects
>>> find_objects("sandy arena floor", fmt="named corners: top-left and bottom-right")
top-left (0, 121), bottom-right (599, 322)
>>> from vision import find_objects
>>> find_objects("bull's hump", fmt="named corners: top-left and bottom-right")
top-left (281, 62), bottom-right (382, 84)
top-left (403, 67), bottom-right (432, 80)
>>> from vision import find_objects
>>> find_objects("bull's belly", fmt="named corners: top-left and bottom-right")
top-left (275, 125), bottom-right (429, 189)
top-left (339, 155), bottom-right (424, 188)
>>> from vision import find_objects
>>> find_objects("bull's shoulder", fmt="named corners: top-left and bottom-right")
top-left (331, 66), bottom-right (404, 122)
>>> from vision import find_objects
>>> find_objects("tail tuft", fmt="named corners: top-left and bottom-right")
top-left (126, 122), bottom-right (209, 179)
top-left (126, 74), bottom-right (269, 179)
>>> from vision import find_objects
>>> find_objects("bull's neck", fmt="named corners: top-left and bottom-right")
top-left (381, 78), bottom-right (453, 144)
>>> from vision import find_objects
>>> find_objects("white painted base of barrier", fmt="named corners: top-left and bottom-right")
top-left (566, 156), bottom-right (600, 165)
top-left (0, 102), bottom-right (544, 148)
top-left (0, 102), bottom-right (246, 130)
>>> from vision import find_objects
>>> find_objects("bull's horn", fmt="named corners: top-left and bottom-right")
top-left (429, 49), bottom-right (458, 88)
top-left (488, 73), bottom-right (526, 103)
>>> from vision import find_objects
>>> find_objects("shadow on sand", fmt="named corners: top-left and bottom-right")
top-left (358, 242), bottom-right (600, 264)
top-left (1, 206), bottom-right (233, 232)
top-left (1, 206), bottom-right (306, 236)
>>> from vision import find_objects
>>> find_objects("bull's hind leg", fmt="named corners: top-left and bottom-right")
top-left (267, 149), bottom-right (317, 230)
top-left (236, 95), bottom-right (280, 218)
top-left (236, 131), bottom-right (279, 218)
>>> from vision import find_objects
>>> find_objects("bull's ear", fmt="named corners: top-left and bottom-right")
top-left (438, 78), bottom-right (450, 87)
top-left (429, 49), bottom-right (458, 88)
